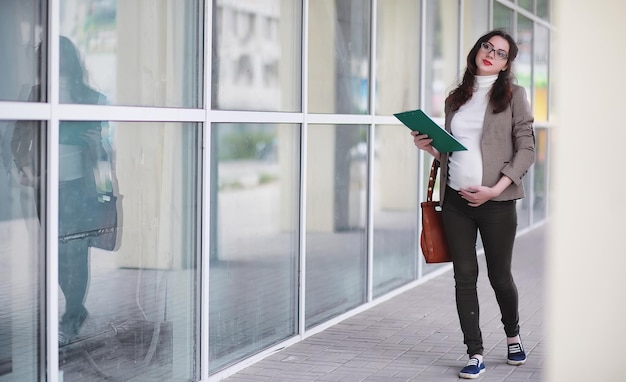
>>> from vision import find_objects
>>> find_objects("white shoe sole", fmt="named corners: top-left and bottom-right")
top-left (507, 358), bottom-right (527, 366)
top-left (459, 369), bottom-right (485, 379)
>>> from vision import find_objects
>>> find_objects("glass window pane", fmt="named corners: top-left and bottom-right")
top-left (462, 0), bottom-right (489, 56)
top-left (1, 120), bottom-right (46, 381)
top-left (209, 123), bottom-right (300, 373)
top-left (424, 0), bottom-right (459, 118)
top-left (308, 1), bottom-right (371, 114)
top-left (306, 124), bottom-right (367, 328)
top-left (212, 1), bottom-right (302, 112)
top-left (58, 121), bottom-right (200, 381)
top-left (517, 15), bottom-right (533, 95)
top-left (534, 24), bottom-right (549, 122)
top-left (518, 0), bottom-right (534, 13)
top-left (375, 1), bottom-right (420, 115)
top-left (493, 2), bottom-right (514, 32)
top-left (532, 127), bottom-right (549, 222)
top-left (537, 0), bottom-right (550, 19)
top-left (518, 171), bottom-right (532, 230)
top-left (373, 125), bottom-right (417, 297)
top-left (0, 0), bottom-right (46, 102)
top-left (60, 0), bottom-right (202, 107)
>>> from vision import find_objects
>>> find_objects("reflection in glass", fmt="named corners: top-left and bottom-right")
top-left (518, 0), bottom-right (534, 12)
top-left (517, 15), bottom-right (534, 95)
top-left (461, 0), bottom-right (489, 55)
top-left (308, 0), bottom-right (371, 114)
top-left (57, 121), bottom-right (200, 381)
top-left (306, 124), bottom-right (367, 328)
top-left (533, 127), bottom-right (549, 222)
top-left (209, 123), bottom-right (300, 373)
top-left (60, 0), bottom-right (201, 107)
top-left (537, 0), bottom-right (550, 19)
top-left (518, 172), bottom-right (532, 230)
top-left (0, 1), bottom-right (46, 102)
top-left (212, 1), bottom-right (302, 112)
top-left (55, 37), bottom-right (113, 348)
top-left (375, 1), bottom-right (420, 115)
top-left (424, 0), bottom-right (459, 118)
top-left (493, 2), bottom-right (514, 32)
top-left (534, 24), bottom-right (550, 122)
top-left (1, 120), bottom-right (46, 381)
top-left (373, 125), bottom-right (417, 297)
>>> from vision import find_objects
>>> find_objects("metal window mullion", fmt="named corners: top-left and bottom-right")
top-left (365, 0), bottom-right (377, 303)
top-left (0, 102), bottom-right (51, 120)
top-left (200, 0), bottom-right (213, 380)
top-left (298, 0), bottom-right (309, 338)
top-left (46, 0), bottom-right (60, 380)
top-left (209, 110), bottom-right (304, 124)
top-left (416, 0), bottom-right (428, 280)
top-left (55, 105), bottom-right (206, 122)
top-left (545, 126), bottom-right (552, 217)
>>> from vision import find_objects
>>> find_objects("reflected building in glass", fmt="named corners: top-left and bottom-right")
top-left (0, 0), bottom-right (553, 381)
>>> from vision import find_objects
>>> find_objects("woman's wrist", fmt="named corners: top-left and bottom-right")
top-left (429, 148), bottom-right (441, 161)
top-left (490, 176), bottom-right (513, 197)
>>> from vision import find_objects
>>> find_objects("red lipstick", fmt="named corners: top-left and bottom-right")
top-left (482, 59), bottom-right (492, 66)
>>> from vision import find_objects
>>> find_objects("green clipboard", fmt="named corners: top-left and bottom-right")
top-left (394, 109), bottom-right (467, 152)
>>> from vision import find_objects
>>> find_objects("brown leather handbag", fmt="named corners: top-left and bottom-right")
top-left (420, 159), bottom-right (452, 263)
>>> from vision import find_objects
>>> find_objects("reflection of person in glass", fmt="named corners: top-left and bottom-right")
top-left (11, 36), bottom-right (116, 346)
top-left (412, 30), bottom-right (535, 379)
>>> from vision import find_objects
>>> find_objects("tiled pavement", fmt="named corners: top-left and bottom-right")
top-left (224, 225), bottom-right (546, 382)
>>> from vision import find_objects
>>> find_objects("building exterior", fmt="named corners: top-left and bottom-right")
top-left (0, 1), bottom-right (552, 381)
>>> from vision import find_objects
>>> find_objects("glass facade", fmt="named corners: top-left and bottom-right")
top-left (60, 0), bottom-right (202, 107)
top-left (0, 1), bottom-right (553, 381)
top-left (493, 1), bottom-right (515, 31)
top-left (308, 0), bottom-right (371, 114)
top-left (372, 125), bottom-right (418, 297)
top-left (212, 1), bottom-right (302, 111)
top-left (424, 0), bottom-right (459, 118)
top-left (209, 122), bottom-right (300, 372)
top-left (0, 1), bottom-right (47, 102)
top-left (0, 120), bottom-right (46, 381)
top-left (305, 124), bottom-right (368, 328)
top-left (374, 1), bottom-right (421, 116)
top-left (58, 121), bottom-right (201, 380)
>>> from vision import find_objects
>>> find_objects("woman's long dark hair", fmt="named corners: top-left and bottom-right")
top-left (447, 30), bottom-right (518, 114)
top-left (59, 36), bottom-right (98, 103)
top-left (37, 36), bottom-right (97, 103)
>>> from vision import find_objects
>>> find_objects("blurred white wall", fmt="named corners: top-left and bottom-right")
top-left (548, 1), bottom-right (626, 380)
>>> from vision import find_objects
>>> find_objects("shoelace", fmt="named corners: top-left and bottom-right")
top-left (508, 343), bottom-right (523, 353)
top-left (466, 358), bottom-right (480, 367)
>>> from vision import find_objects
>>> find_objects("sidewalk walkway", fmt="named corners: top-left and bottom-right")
top-left (224, 225), bottom-right (546, 382)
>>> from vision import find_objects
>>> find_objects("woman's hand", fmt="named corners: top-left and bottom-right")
top-left (459, 186), bottom-right (495, 207)
top-left (410, 131), bottom-right (441, 160)
top-left (459, 176), bottom-right (513, 207)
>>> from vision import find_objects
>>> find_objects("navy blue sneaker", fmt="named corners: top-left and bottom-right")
top-left (459, 357), bottom-right (485, 379)
top-left (507, 342), bottom-right (527, 365)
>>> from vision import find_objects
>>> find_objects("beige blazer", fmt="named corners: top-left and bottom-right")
top-left (439, 84), bottom-right (536, 203)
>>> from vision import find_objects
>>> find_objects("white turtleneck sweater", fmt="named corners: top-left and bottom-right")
top-left (447, 74), bottom-right (498, 191)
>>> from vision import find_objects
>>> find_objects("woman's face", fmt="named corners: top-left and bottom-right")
top-left (475, 35), bottom-right (510, 76)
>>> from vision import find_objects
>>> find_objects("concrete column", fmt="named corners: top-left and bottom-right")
top-left (547, 1), bottom-right (626, 380)
top-left (114, 0), bottom-right (188, 269)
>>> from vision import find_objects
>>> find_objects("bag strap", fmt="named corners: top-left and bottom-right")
top-left (426, 159), bottom-right (440, 202)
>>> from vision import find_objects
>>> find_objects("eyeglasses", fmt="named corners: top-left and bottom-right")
top-left (480, 42), bottom-right (508, 60)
